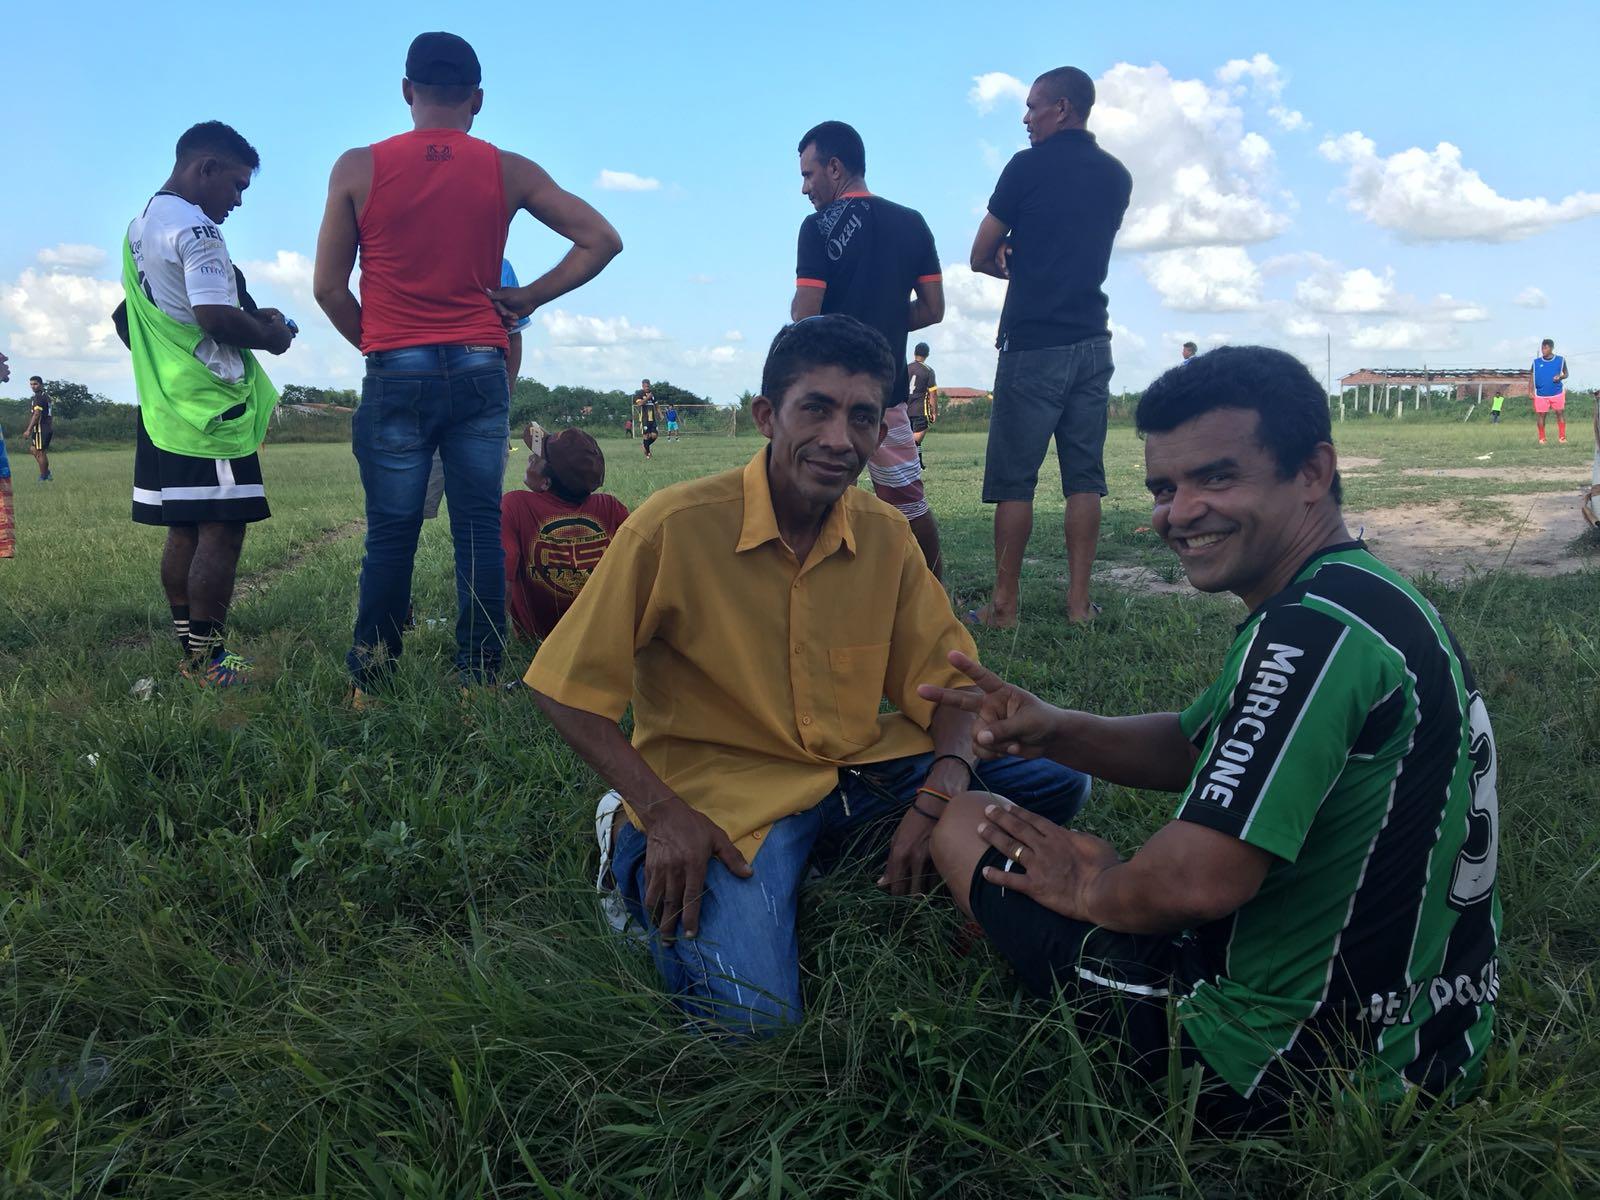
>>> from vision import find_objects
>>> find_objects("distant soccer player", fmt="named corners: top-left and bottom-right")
top-left (640, 394), bottom-right (660, 459)
top-left (314, 31), bottom-right (621, 696)
top-left (1490, 385), bottom-right (1505, 425)
top-left (907, 343), bottom-right (935, 464)
top-left (1530, 338), bottom-right (1568, 445)
top-left (0, 350), bottom-right (12, 557)
top-left (793, 120), bottom-right (945, 579)
top-left (20, 377), bottom-right (53, 482)
top-left (501, 427), bottom-right (629, 641)
top-left (665, 402), bottom-right (679, 442)
top-left (122, 121), bottom-right (295, 685)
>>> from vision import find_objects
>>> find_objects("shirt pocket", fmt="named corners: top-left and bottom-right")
top-left (829, 642), bottom-right (892, 747)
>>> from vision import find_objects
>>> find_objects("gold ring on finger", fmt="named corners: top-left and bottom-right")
top-left (1013, 845), bottom-right (1026, 864)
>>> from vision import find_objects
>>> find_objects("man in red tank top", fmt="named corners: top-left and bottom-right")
top-left (313, 32), bottom-right (622, 698)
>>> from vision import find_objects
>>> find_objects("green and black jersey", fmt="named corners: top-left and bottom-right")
top-left (1174, 542), bottom-right (1501, 1101)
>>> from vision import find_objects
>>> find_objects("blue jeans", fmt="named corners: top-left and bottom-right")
top-left (348, 344), bottom-right (510, 687)
top-left (611, 752), bottom-right (1092, 1033)
top-left (983, 337), bottom-right (1114, 502)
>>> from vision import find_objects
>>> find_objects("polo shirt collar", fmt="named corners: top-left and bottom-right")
top-left (736, 448), bottom-right (857, 561)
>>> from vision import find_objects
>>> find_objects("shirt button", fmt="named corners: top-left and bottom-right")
top-left (753, 831), bottom-right (763, 840)
top-left (794, 643), bottom-right (803, 655)
top-left (801, 714), bottom-right (813, 726)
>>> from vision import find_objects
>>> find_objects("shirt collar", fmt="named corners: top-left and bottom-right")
top-left (736, 447), bottom-right (857, 562)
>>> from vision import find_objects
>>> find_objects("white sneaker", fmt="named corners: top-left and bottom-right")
top-left (594, 791), bottom-right (637, 936)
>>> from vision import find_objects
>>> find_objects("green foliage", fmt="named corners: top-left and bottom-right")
top-left (37, 378), bottom-right (113, 418)
top-left (279, 383), bottom-right (360, 409)
top-left (0, 433), bottom-right (1597, 1195)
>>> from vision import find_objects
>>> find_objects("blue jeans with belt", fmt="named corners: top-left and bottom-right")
top-left (610, 752), bottom-right (1092, 1033)
top-left (348, 343), bottom-right (509, 688)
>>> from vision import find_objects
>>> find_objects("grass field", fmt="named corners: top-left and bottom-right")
top-left (3, 420), bottom-right (1599, 1197)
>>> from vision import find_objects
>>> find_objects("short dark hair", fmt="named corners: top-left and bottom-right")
top-left (29, 375), bottom-right (43, 384)
top-left (797, 121), bottom-right (866, 177)
top-left (1542, 338), bottom-right (1555, 349)
top-left (410, 81), bottom-right (477, 106)
top-left (175, 121), bottom-right (260, 172)
top-left (761, 315), bottom-right (896, 409)
top-left (913, 342), bottom-right (930, 358)
top-left (1035, 66), bottom-right (1095, 117)
top-left (1182, 341), bottom-right (1198, 352)
top-left (1136, 345), bottom-right (1342, 505)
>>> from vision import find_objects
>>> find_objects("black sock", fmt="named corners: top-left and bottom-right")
top-left (188, 619), bottom-right (223, 662)
top-left (170, 604), bottom-right (191, 653)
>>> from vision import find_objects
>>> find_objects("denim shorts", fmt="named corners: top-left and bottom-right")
top-left (983, 337), bottom-right (1113, 502)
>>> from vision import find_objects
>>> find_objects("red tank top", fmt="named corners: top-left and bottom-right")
top-left (358, 129), bottom-right (509, 353)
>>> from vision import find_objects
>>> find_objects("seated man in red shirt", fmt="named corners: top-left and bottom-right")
top-left (501, 426), bottom-right (630, 641)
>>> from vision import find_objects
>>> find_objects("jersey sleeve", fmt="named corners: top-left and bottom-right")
top-left (987, 152), bottom-right (1029, 227)
top-left (175, 225), bottom-right (238, 308)
top-left (1178, 679), bottom-right (1220, 746)
top-left (1176, 603), bottom-right (1396, 863)
top-left (501, 259), bottom-right (532, 332)
top-left (795, 218), bottom-right (828, 290)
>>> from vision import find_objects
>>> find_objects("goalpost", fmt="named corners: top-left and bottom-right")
top-left (641, 403), bottom-right (739, 438)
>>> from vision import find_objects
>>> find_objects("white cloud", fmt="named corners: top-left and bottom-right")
top-left (38, 243), bottom-right (108, 270)
top-left (596, 169), bottom-right (661, 192)
top-left (1284, 314), bottom-right (1327, 338)
top-left (1348, 320), bottom-right (1431, 351)
top-left (1433, 294), bottom-right (1490, 323)
top-left (1140, 246), bottom-right (1263, 311)
top-left (723, 330), bottom-right (744, 342)
top-left (1295, 265), bottom-right (1397, 314)
top-left (1217, 53), bottom-right (1286, 97)
top-left (237, 250), bottom-right (317, 309)
top-left (1269, 106), bottom-right (1308, 132)
top-left (0, 267), bottom-right (125, 361)
top-left (968, 72), bottom-right (1029, 114)
top-left (1093, 62), bottom-right (1289, 250)
top-left (539, 309), bottom-right (664, 347)
top-left (1320, 131), bottom-right (1600, 242)
top-left (1514, 286), bottom-right (1548, 308)
top-left (682, 344), bottom-right (738, 366)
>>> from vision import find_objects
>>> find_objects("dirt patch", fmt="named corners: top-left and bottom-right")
top-left (1401, 466), bottom-right (1589, 483)
top-left (1340, 456), bottom-right (1384, 469)
top-left (1097, 565), bottom-right (1204, 596)
top-left (1348, 491), bottom-right (1597, 580)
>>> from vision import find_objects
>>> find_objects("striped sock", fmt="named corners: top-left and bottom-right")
top-left (170, 604), bottom-right (191, 653)
top-left (187, 619), bottom-right (224, 664)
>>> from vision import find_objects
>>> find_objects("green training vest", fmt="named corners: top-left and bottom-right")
top-left (121, 237), bottom-right (278, 458)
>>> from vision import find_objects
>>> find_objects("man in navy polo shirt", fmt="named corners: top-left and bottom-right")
top-left (969, 66), bottom-right (1131, 628)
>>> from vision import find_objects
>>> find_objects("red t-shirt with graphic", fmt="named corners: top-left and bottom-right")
top-left (501, 488), bottom-right (631, 641)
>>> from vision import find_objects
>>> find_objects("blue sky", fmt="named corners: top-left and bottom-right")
top-left (5, 0), bottom-right (1597, 405)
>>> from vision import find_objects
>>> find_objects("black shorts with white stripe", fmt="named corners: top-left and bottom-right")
top-left (132, 417), bottom-right (270, 526)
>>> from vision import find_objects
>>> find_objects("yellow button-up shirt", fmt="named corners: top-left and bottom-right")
top-left (525, 448), bottom-right (977, 859)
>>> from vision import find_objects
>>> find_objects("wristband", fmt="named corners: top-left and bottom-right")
top-left (915, 786), bottom-right (953, 805)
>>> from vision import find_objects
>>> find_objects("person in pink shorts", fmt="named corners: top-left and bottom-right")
top-left (1530, 338), bottom-right (1569, 445)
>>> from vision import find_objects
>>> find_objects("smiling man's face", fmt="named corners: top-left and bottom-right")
top-left (755, 364), bottom-right (886, 511)
top-left (1145, 407), bottom-right (1322, 607)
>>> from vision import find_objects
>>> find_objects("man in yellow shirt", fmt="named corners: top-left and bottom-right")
top-left (527, 315), bottom-right (1090, 1031)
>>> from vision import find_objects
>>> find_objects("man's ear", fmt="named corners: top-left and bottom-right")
top-left (470, 88), bottom-right (484, 117)
top-left (1302, 441), bottom-right (1339, 501)
top-left (401, 78), bottom-right (414, 106)
top-left (752, 394), bottom-right (777, 438)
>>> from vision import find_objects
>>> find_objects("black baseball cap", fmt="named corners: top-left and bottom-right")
top-left (405, 32), bottom-right (481, 86)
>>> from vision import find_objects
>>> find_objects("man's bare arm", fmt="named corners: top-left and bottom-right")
top-left (193, 305), bottom-right (292, 354)
top-left (491, 154), bottom-right (622, 320)
top-left (790, 285), bottom-right (825, 322)
top-left (969, 213), bottom-right (1011, 279)
top-left (312, 149), bottom-right (367, 350)
top-left (908, 277), bottom-right (944, 332)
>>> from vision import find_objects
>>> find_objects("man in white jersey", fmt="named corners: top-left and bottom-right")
top-left (125, 121), bottom-right (295, 686)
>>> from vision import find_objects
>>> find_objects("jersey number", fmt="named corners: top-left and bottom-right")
top-left (1448, 691), bottom-right (1498, 909)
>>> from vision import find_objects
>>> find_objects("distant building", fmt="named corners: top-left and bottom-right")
top-left (1337, 367), bottom-right (1532, 413)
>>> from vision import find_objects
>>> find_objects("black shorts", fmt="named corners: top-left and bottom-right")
top-left (968, 845), bottom-right (1289, 1130)
top-left (642, 425), bottom-right (658, 444)
top-left (32, 427), bottom-right (52, 452)
top-left (132, 416), bottom-right (270, 526)
top-left (983, 337), bottom-right (1112, 502)
top-left (908, 409), bottom-right (929, 433)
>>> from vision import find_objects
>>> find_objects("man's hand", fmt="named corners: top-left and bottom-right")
top-left (880, 805), bottom-right (937, 896)
top-left (994, 241), bottom-right (1012, 278)
top-left (488, 285), bottom-right (534, 323)
top-left (917, 650), bottom-right (1064, 761)
top-left (976, 800), bottom-right (1121, 920)
top-left (640, 796), bottom-right (753, 940)
top-left (260, 313), bottom-right (294, 355)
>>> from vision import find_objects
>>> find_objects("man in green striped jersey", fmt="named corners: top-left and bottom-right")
top-left (921, 345), bottom-right (1501, 1129)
